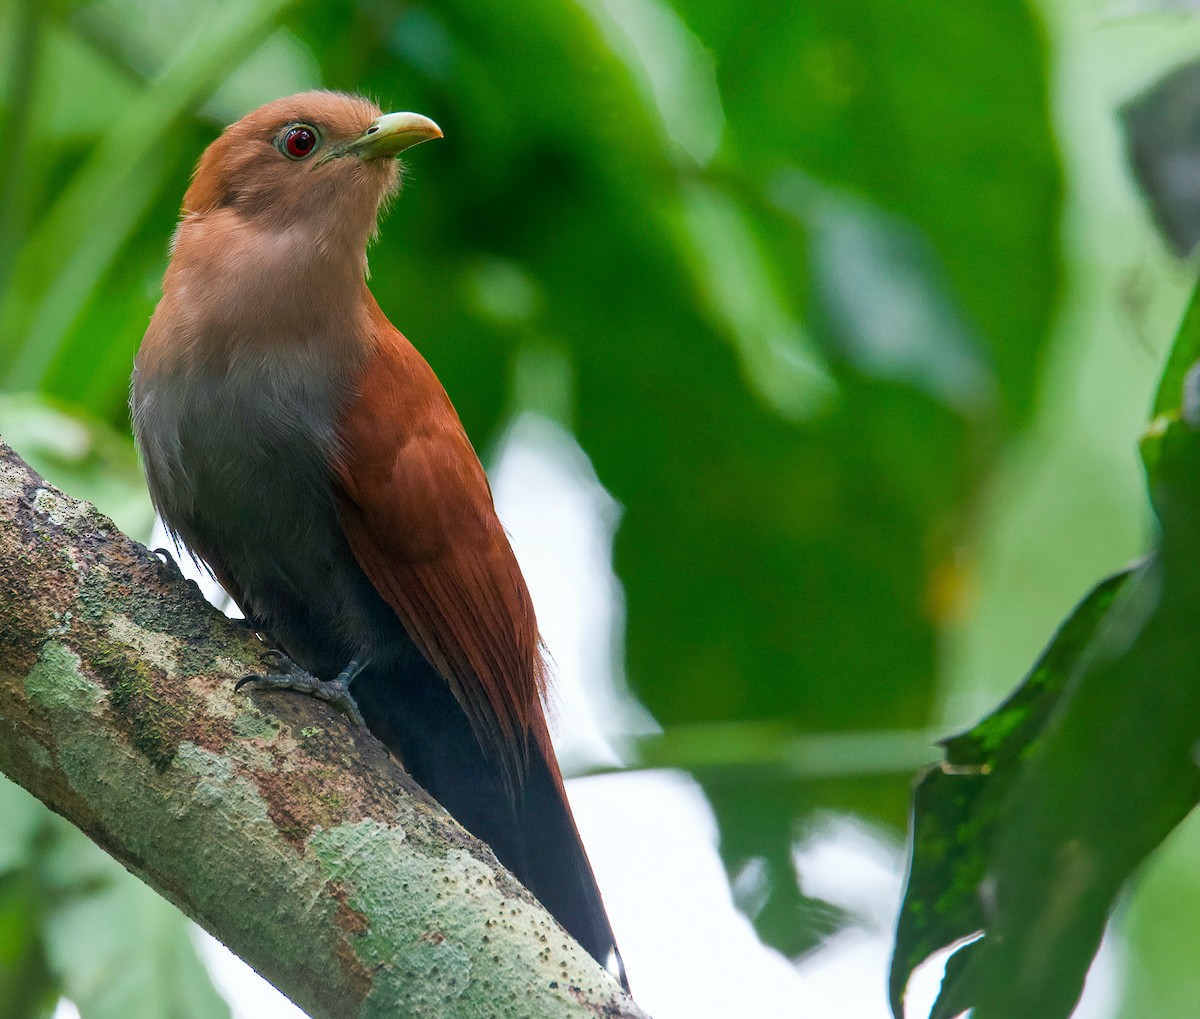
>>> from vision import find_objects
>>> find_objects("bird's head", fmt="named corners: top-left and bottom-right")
top-left (181, 91), bottom-right (442, 253)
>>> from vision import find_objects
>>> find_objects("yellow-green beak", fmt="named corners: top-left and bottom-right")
top-left (346, 112), bottom-right (443, 160)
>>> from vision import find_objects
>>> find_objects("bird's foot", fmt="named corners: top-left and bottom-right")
top-left (236, 652), bottom-right (365, 725)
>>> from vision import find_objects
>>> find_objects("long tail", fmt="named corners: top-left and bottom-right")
top-left (353, 659), bottom-right (627, 989)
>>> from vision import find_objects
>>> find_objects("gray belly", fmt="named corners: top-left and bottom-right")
top-left (132, 363), bottom-right (381, 675)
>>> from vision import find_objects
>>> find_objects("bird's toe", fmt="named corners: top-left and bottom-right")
top-left (236, 664), bottom-right (364, 725)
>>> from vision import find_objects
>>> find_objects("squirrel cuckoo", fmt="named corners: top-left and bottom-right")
top-left (130, 91), bottom-right (625, 987)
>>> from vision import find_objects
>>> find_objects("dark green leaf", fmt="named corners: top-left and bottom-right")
top-left (964, 406), bottom-right (1200, 1019)
top-left (889, 566), bottom-right (1135, 1018)
top-left (1149, 278), bottom-right (1200, 423)
top-left (895, 363), bottom-right (1200, 1019)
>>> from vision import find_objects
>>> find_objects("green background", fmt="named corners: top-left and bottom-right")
top-left (0, 0), bottom-right (1197, 1015)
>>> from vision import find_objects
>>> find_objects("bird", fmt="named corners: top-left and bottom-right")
top-left (130, 90), bottom-right (626, 988)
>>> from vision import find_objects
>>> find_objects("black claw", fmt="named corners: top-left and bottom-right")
top-left (151, 547), bottom-right (181, 573)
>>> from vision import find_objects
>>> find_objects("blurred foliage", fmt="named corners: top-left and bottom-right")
top-left (0, 393), bottom-right (152, 537)
top-left (2, 0), bottom-right (1200, 1014)
top-left (0, 780), bottom-right (228, 1019)
top-left (893, 35), bottom-right (1200, 1009)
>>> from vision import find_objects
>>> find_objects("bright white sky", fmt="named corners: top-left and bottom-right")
top-left (94, 415), bottom-right (1120, 1019)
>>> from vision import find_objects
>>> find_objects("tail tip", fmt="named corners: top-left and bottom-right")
top-left (606, 946), bottom-right (630, 994)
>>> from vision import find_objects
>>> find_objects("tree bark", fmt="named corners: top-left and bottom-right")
top-left (0, 438), bottom-right (647, 1019)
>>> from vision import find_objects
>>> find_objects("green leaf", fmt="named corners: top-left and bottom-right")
top-left (894, 364), bottom-right (1200, 1019)
top-left (1147, 277), bottom-right (1200, 428)
top-left (888, 566), bottom-right (1135, 1017)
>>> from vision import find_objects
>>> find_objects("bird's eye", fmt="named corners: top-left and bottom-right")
top-left (281, 125), bottom-right (318, 159)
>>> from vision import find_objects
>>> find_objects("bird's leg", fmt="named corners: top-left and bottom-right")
top-left (236, 651), bottom-right (366, 725)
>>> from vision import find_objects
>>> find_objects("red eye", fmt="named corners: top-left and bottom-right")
top-left (283, 126), bottom-right (317, 159)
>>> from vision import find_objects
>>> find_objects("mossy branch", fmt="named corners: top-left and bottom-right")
top-left (0, 438), bottom-right (646, 1019)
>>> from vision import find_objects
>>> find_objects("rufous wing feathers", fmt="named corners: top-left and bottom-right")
top-left (333, 305), bottom-right (547, 793)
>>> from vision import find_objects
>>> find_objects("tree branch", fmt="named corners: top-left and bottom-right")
top-left (0, 438), bottom-right (647, 1019)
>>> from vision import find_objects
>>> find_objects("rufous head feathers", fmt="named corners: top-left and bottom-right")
top-left (182, 91), bottom-right (441, 244)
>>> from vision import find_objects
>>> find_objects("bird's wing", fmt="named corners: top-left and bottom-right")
top-left (333, 315), bottom-right (546, 791)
